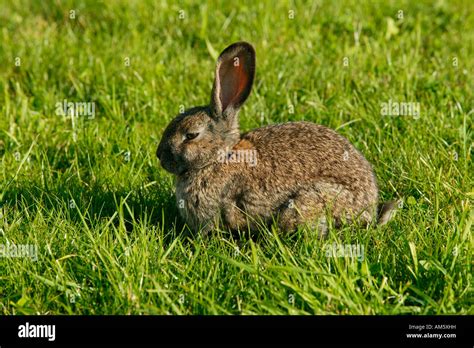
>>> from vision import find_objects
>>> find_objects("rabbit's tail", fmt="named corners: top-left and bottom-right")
top-left (377, 200), bottom-right (399, 225)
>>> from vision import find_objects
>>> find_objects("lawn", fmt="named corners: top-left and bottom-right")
top-left (0, 0), bottom-right (472, 315)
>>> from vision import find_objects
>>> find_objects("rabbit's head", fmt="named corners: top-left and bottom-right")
top-left (157, 42), bottom-right (255, 175)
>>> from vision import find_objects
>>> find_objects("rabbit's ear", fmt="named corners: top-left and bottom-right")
top-left (211, 42), bottom-right (255, 120)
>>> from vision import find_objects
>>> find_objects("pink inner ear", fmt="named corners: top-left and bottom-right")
top-left (219, 53), bottom-right (248, 112)
top-left (234, 61), bottom-right (248, 104)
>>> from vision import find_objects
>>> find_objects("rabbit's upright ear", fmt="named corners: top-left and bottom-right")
top-left (210, 42), bottom-right (255, 121)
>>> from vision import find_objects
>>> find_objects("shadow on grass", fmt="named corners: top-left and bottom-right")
top-left (1, 179), bottom-right (188, 244)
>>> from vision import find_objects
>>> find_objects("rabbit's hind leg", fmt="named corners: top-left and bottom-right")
top-left (277, 182), bottom-right (364, 236)
top-left (277, 188), bottom-right (329, 237)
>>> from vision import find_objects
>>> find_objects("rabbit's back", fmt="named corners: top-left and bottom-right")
top-left (244, 122), bottom-right (376, 188)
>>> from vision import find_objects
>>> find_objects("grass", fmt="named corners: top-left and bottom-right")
top-left (0, 0), bottom-right (472, 315)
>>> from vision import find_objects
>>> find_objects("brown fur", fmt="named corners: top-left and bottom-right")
top-left (156, 42), bottom-right (396, 236)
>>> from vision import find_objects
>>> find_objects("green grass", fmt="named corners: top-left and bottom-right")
top-left (0, 0), bottom-right (472, 315)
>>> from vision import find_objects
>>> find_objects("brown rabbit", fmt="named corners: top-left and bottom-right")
top-left (156, 42), bottom-right (397, 236)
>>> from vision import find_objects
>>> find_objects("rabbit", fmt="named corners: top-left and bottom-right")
top-left (156, 42), bottom-right (397, 236)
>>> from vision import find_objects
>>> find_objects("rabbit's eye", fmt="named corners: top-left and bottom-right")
top-left (185, 132), bottom-right (199, 141)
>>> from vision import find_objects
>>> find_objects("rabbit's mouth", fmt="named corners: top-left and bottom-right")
top-left (159, 159), bottom-right (184, 176)
top-left (157, 145), bottom-right (214, 176)
top-left (159, 157), bottom-right (189, 176)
